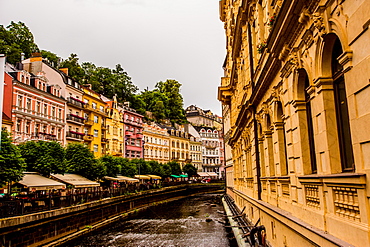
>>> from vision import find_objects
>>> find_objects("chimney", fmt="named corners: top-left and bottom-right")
top-left (29, 52), bottom-right (42, 74)
top-left (59, 68), bottom-right (68, 75)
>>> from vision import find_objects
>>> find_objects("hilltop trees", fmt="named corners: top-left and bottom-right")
top-left (0, 21), bottom-right (39, 64)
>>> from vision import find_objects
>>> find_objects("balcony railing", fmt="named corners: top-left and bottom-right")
top-left (67, 97), bottom-right (85, 108)
top-left (66, 131), bottom-right (84, 140)
top-left (101, 138), bottom-right (108, 143)
top-left (66, 114), bottom-right (85, 124)
top-left (84, 119), bottom-right (94, 126)
top-left (83, 134), bottom-right (94, 142)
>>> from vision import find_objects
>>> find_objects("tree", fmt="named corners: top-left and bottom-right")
top-left (41, 50), bottom-right (60, 67)
top-left (99, 155), bottom-right (121, 177)
top-left (155, 79), bottom-right (186, 124)
top-left (59, 53), bottom-right (86, 82)
top-left (161, 163), bottom-right (172, 177)
top-left (131, 159), bottom-right (152, 175)
top-left (0, 129), bottom-right (26, 187)
top-left (167, 161), bottom-right (182, 175)
top-left (119, 157), bottom-right (137, 177)
top-left (0, 21), bottom-right (39, 64)
top-left (182, 163), bottom-right (198, 178)
top-left (148, 161), bottom-right (164, 177)
top-left (19, 141), bottom-right (66, 176)
top-left (65, 143), bottom-right (98, 179)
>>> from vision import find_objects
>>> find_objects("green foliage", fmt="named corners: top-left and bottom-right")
top-left (161, 163), bottom-right (172, 177)
top-left (182, 163), bottom-right (197, 178)
top-left (65, 143), bottom-right (97, 179)
top-left (130, 159), bottom-right (152, 175)
top-left (0, 21), bottom-right (39, 64)
top-left (99, 155), bottom-right (121, 177)
top-left (119, 157), bottom-right (137, 177)
top-left (41, 50), bottom-right (60, 67)
top-left (167, 161), bottom-right (182, 175)
top-left (148, 161), bottom-right (164, 177)
top-left (18, 141), bottom-right (66, 176)
top-left (0, 129), bottom-right (26, 187)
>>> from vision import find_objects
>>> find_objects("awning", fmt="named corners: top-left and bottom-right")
top-left (170, 175), bottom-right (181, 178)
top-left (146, 175), bottom-right (162, 180)
top-left (197, 172), bottom-right (210, 177)
top-left (50, 174), bottom-right (100, 188)
top-left (179, 174), bottom-right (188, 178)
top-left (17, 172), bottom-right (66, 191)
top-left (135, 175), bottom-right (151, 180)
top-left (104, 176), bottom-right (139, 182)
top-left (207, 172), bottom-right (219, 177)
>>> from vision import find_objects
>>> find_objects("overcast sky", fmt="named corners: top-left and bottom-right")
top-left (0, 0), bottom-right (226, 116)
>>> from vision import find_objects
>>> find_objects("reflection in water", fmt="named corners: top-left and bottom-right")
top-left (64, 194), bottom-right (237, 247)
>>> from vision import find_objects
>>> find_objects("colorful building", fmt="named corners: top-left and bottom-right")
top-left (218, 0), bottom-right (370, 246)
top-left (22, 53), bottom-right (85, 145)
top-left (122, 105), bottom-right (144, 160)
top-left (82, 85), bottom-right (107, 157)
top-left (6, 63), bottom-right (65, 145)
top-left (142, 122), bottom-right (170, 163)
top-left (103, 96), bottom-right (124, 157)
top-left (2, 72), bottom-right (13, 132)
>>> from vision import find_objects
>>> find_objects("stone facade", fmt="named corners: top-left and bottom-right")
top-left (218, 0), bottom-right (370, 246)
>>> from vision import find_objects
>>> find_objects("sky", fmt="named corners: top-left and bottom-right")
top-left (0, 0), bottom-right (226, 116)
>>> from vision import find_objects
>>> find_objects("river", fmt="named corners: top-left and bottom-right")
top-left (61, 193), bottom-right (237, 247)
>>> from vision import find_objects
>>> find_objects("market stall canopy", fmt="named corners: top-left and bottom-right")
top-left (170, 175), bottom-right (181, 178)
top-left (179, 174), bottom-right (188, 178)
top-left (104, 176), bottom-right (139, 182)
top-left (134, 175), bottom-right (151, 180)
top-left (197, 172), bottom-right (210, 177)
top-left (197, 172), bottom-right (218, 177)
top-left (50, 174), bottom-right (100, 188)
top-left (146, 175), bottom-right (162, 180)
top-left (17, 172), bottom-right (66, 191)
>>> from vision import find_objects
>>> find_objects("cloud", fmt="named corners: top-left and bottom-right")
top-left (73, 0), bottom-right (146, 6)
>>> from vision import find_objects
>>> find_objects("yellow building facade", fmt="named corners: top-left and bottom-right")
top-left (143, 122), bottom-right (170, 163)
top-left (82, 85), bottom-right (107, 158)
top-left (219, 0), bottom-right (370, 246)
top-left (104, 97), bottom-right (124, 157)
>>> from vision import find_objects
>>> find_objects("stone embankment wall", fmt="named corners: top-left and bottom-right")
top-left (0, 184), bottom-right (224, 247)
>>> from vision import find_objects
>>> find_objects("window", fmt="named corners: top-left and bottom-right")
top-left (44, 104), bottom-right (48, 115)
top-left (26, 98), bottom-right (31, 110)
top-left (25, 121), bottom-right (30, 133)
top-left (52, 107), bottom-right (55, 117)
top-left (36, 102), bottom-right (40, 113)
top-left (100, 105), bottom-right (104, 112)
top-left (92, 102), bottom-right (97, 109)
top-left (17, 95), bottom-right (23, 107)
top-left (93, 144), bottom-right (98, 152)
top-left (94, 115), bottom-right (99, 123)
top-left (84, 128), bottom-right (88, 135)
top-left (16, 120), bottom-right (21, 132)
top-left (59, 109), bottom-right (62, 119)
top-left (94, 129), bottom-right (99, 137)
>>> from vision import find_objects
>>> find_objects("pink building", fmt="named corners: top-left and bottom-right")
top-left (6, 63), bottom-right (66, 145)
top-left (122, 105), bottom-right (144, 159)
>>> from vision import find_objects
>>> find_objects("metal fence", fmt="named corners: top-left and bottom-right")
top-left (0, 179), bottom-right (223, 218)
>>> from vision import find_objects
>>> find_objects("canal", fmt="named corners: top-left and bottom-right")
top-left (61, 193), bottom-right (237, 247)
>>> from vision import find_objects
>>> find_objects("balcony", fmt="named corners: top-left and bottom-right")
top-left (101, 138), bottom-right (108, 143)
top-left (66, 131), bottom-right (84, 141)
top-left (67, 97), bottom-right (85, 109)
top-left (84, 104), bottom-right (95, 112)
top-left (66, 114), bottom-right (85, 125)
top-left (136, 132), bottom-right (143, 138)
top-left (83, 134), bottom-right (94, 142)
top-left (101, 123), bottom-right (108, 130)
top-left (125, 130), bottom-right (133, 136)
top-left (84, 119), bottom-right (94, 126)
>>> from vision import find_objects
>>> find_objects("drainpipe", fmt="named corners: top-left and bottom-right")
top-left (253, 107), bottom-right (262, 200)
top-left (247, 23), bottom-right (261, 200)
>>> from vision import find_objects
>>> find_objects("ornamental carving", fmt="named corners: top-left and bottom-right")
top-left (313, 13), bottom-right (327, 37)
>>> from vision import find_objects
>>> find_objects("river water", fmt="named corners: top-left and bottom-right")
top-left (62, 193), bottom-right (237, 247)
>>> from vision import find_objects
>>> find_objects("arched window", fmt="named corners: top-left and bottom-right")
top-left (332, 37), bottom-right (354, 171)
